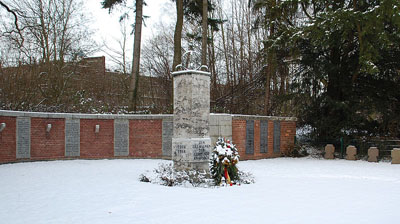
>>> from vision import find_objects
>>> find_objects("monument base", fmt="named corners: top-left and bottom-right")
top-left (172, 137), bottom-right (211, 171)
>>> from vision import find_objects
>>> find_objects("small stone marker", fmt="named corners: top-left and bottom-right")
top-left (391, 148), bottom-right (400, 164)
top-left (346, 145), bottom-right (357, 160)
top-left (367, 147), bottom-right (379, 162)
top-left (324, 144), bottom-right (335, 159)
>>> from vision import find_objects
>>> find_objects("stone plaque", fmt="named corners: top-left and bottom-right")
top-left (192, 140), bottom-right (211, 161)
top-left (114, 119), bottom-right (129, 156)
top-left (246, 120), bottom-right (254, 155)
top-left (162, 120), bottom-right (173, 158)
top-left (16, 117), bottom-right (30, 159)
top-left (273, 120), bottom-right (281, 153)
top-left (65, 118), bottom-right (80, 157)
top-left (260, 120), bottom-right (268, 153)
top-left (172, 138), bottom-right (211, 170)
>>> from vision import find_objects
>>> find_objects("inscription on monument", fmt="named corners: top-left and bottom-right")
top-left (16, 117), bottom-right (30, 159)
top-left (273, 120), bottom-right (281, 153)
top-left (192, 140), bottom-right (211, 161)
top-left (162, 121), bottom-right (173, 157)
top-left (65, 118), bottom-right (80, 157)
top-left (246, 120), bottom-right (254, 155)
top-left (114, 119), bottom-right (129, 156)
top-left (260, 120), bottom-right (268, 153)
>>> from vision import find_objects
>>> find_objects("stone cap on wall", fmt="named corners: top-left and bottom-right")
top-left (0, 110), bottom-right (173, 120)
top-left (0, 110), bottom-right (296, 122)
top-left (231, 114), bottom-right (297, 121)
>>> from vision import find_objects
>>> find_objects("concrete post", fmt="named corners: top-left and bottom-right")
top-left (171, 70), bottom-right (211, 170)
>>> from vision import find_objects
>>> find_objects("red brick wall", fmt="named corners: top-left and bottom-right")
top-left (80, 119), bottom-right (114, 158)
top-left (232, 120), bottom-right (246, 159)
top-left (31, 118), bottom-right (65, 160)
top-left (281, 121), bottom-right (296, 154)
top-left (130, 120), bottom-right (162, 158)
top-left (232, 119), bottom-right (296, 160)
top-left (0, 113), bottom-right (296, 164)
top-left (0, 116), bottom-right (16, 163)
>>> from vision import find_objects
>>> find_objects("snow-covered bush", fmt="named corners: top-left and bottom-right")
top-left (139, 163), bottom-right (213, 188)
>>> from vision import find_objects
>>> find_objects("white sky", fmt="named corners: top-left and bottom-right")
top-left (85, 0), bottom-right (175, 68)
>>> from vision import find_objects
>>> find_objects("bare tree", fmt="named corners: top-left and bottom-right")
top-left (1, 0), bottom-right (94, 64)
top-left (102, 19), bottom-right (132, 74)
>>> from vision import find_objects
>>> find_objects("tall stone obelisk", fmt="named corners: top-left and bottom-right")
top-left (171, 69), bottom-right (211, 170)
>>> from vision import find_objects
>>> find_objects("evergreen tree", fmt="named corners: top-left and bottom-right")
top-left (254, 0), bottom-right (400, 139)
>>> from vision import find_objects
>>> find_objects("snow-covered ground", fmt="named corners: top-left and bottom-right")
top-left (1, 158), bottom-right (399, 224)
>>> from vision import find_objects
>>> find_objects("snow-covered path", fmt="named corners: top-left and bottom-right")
top-left (1, 158), bottom-right (399, 224)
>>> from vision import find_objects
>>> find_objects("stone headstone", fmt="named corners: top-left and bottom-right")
top-left (16, 117), bottom-right (30, 159)
top-left (324, 144), bottom-right (335, 159)
top-left (346, 145), bottom-right (357, 160)
top-left (273, 120), bottom-right (281, 153)
top-left (172, 70), bottom-right (211, 170)
top-left (162, 120), bottom-right (173, 158)
top-left (367, 147), bottom-right (379, 162)
top-left (65, 118), bottom-right (80, 157)
top-left (260, 120), bottom-right (268, 153)
top-left (245, 120), bottom-right (254, 154)
top-left (391, 148), bottom-right (400, 164)
top-left (114, 119), bottom-right (129, 156)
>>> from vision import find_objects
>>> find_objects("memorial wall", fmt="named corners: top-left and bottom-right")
top-left (0, 110), bottom-right (296, 164)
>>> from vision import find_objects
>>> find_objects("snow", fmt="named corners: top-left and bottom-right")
top-left (1, 158), bottom-right (400, 224)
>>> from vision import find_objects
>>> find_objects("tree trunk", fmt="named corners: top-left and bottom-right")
top-left (264, 0), bottom-right (276, 115)
top-left (201, 0), bottom-right (207, 70)
top-left (172, 0), bottom-right (183, 71)
top-left (129, 0), bottom-right (144, 112)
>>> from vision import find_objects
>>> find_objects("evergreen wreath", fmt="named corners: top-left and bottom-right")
top-left (209, 137), bottom-right (240, 186)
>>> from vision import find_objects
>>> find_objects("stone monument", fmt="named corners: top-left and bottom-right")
top-left (346, 145), bottom-right (357, 160)
top-left (367, 147), bottom-right (379, 162)
top-left (391, 148), bottom-right (400, 164)
top-left (171, 68), bottom-right (211, 170)
top-left (324, 144), bottom-right (335, 159)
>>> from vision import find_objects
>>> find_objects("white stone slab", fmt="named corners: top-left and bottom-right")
top-left (65, 118), bottom-right (80, 157)
top-left (114, 119), bottom-right (129, 156)
top-left (16, 117), bottom-right (30, 159)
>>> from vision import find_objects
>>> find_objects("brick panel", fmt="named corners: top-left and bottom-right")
top-left (31, 118), bottom-right (65, 160)
top-left (280, 121), bottom-right (296, 154)
top-left (130, 120), bottom-right (162, 158)
top-left (80, 119), bottom-right (114, 158)
top-left (232, 120), bottom-right (246, 160)
top-left (0, 117), bottom-right (16, 163)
